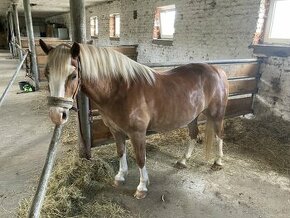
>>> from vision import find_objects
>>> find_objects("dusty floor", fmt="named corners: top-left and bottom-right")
top-left (90, 120), bottom-right (290, 218)
top-left (0, 50), bottom-right (53, 217)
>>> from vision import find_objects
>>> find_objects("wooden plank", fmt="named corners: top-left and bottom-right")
top-left (253, 44), bottom-right (290, 57)
top-left (220, 63), bottom-right (258, 79)
top-left (229, 79), bottom-right (257, 96)
top-left (37, 56), bottom-right (48, 65)
top-left (152, 63), bottom-right (259, 79)
top-left (90, 118), bottom-right (112, 141)
top-left (21, 37), bottom-right (70, 47)
top-left (38, 67), bottom-right (46, 81)
top-left (225, 96), bottom-right (253, 117)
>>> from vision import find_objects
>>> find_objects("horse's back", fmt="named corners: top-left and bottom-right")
top-left (143, 63), bottom-right (228, 132)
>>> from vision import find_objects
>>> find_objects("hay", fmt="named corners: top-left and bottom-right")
top-left (224, 115), bottom-right (290, 175)
top-left (18, 151), bottom-right (132, 217)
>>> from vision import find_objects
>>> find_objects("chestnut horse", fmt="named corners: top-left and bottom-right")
top-left (39, 39), bottom-right (229, 199)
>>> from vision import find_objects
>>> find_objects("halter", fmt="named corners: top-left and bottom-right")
top-left (47, 56), bottom-right (81, 110)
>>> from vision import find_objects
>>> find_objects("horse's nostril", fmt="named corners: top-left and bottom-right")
top-left (62, 111), bottom-right (67, 120)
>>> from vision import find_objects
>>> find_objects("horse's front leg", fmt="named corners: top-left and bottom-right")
top-left (130, 131), bottom-right (149, 199)
top-left (111, 130), bottom-right (128, 187)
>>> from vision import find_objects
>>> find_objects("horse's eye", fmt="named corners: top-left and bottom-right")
top-left (71, 73), bottom-right (77, 80)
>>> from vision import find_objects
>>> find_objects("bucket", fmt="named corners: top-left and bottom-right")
top-left (18, 81), bottom-right (35, 92)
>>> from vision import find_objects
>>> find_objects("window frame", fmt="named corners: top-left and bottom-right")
top-left (90, 16), bottom-right (98, 37)
top-left (109, 13), bottom-right (120, 38)
top-left (153, 4), bottom-right (176, 41)
top-left (264, 0), bottom-right (290, 44)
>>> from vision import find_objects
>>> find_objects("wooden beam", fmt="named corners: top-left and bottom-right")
top-left (23, 0), bottom-right (39, 90)
top-left (12, 4), bottom-right (22, 59)
top-left (8, 11), bottom-right (16, 57)
top-left (228, 79), bottom-right (257, 96)
top-left (70, 0), bottom-right (92, 159)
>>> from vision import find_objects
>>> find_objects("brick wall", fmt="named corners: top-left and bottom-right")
top-left (256, 57), bottom-right (290, 120)
top-left (83, 0), bottom-right (261, 63)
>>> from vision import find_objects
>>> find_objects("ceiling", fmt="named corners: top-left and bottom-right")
top-left (0, 0), bottom-right (111, 18)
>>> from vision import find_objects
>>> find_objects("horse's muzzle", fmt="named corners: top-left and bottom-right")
top-left (47, 96), bottom-right (73, 125)
top-left (49, 106), bottom-right (69, 125)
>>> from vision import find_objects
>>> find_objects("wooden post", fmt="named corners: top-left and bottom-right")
top-left (12, 3), bottom-right (23, 60)
top-left (8, 11), bottom-right (16, 57)
top-left (23, 0), bottom-right (39, 91)
top-left (69, 0), bottom-right (92, 159)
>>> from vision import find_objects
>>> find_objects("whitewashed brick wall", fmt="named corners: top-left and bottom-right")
top-left (256, 57), bottom-right (290, 121)
top-left (84, 0), bottom-right (260, 63)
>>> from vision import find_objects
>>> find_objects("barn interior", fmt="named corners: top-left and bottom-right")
top-left (0, 0), bottom-right (289, 217)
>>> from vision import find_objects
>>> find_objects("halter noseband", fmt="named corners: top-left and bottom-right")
top-left (47, 56), bottom-right (81, 110)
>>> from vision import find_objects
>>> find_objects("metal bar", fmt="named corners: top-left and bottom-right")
top-left (70, 0), bottom-right (92, 159)
top-left (23, 0), bottom-right (39, 91)
top-left (12, 3), bottom-right (23, 60)
top-left (0, 52), bottom-right (28, 108)
top-left (144, 59), bottom-right (260, 68)
top-left (28, 125), bottom-right (63, 218)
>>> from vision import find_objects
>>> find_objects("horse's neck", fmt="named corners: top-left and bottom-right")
top-left (81, 77), bottom-right (124, 105)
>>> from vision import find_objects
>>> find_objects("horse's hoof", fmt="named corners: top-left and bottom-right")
top-left (211, 162), bottom-right (223, 171)
top-left (174, 161), bottom-right (187, 169)
top-left (112, 180), bottom-right (124, 188)
top-left (134, 190), bottom-right (147, 199)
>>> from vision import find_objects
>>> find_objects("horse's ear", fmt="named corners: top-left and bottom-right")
top-left (39, 39), bottom-right (53, 55)
top-left (71, 42), bottom-right (80, 59)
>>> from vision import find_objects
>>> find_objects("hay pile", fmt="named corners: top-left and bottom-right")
top-left (18, 111), bottom-right (132, 218)
top-left (18, 150), bottom-right (132, 218)
top-left (224, 115), bottom-right (290, 175)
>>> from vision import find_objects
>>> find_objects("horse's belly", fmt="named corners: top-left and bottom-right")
top-left (148, 110), bottom-right (197, 132)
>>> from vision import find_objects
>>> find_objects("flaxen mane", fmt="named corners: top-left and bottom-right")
top-left (47, 44), bottom-right (156, 85)
top-left (79, 44), bottom-right (156, 85)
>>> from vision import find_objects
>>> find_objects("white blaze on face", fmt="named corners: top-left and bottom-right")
top-left (49, 64), bottom-right (76, 98)
top-left (48, 63), bottom-right (76, 125)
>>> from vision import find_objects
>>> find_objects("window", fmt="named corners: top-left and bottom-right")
top-left (110, 13), bottom-right (120, 38)
top-left (153, 5), bottom-right (176, 40)
top-left (90, 16), bottom-right (98, 37)
top-left (264, 0), bottom-right (290, 44)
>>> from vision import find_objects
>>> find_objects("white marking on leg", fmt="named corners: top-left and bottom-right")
top-left (115, 148), bottom-right (128, 182)
top-left (137, 165), bottom-right (149, 192)
top-left (179, 139), bottom-right (196, 165)
top-left (215, 137), bottom-right (223, 165)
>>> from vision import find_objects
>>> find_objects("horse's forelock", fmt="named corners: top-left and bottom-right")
top-left (47, 44), bottom-right (72, 78)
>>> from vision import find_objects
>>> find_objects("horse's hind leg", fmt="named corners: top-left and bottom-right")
top-left (175, 118), bottom-right (199, 168)
top-left (129, 131), bottom-right (149, 199)
top-left (211, 118), bottom-right (224, 170)
top-left (111, 130), bottom-right (128, 187)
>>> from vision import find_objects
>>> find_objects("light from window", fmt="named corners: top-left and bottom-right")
top-left (90, 16), bottom-right (98, 37)
top-left (153, 5), bottom-right (176, 39)
top-left (265, 0), bottom-right (290, 43)
top-left (110, 13), bottom-right (120, 38)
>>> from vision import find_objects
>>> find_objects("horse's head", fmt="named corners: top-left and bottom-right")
top-left (39, 39), bottom-right (81, 125)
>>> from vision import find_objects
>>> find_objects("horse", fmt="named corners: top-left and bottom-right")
top-left (39, 39), bottom-right (229, 199)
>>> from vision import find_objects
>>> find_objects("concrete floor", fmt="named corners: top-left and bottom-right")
top-left (0, 50), bottom-right (53, 217)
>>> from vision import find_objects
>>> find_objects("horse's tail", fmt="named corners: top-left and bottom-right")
top-left (204, 118), bottom-right (215, 159)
